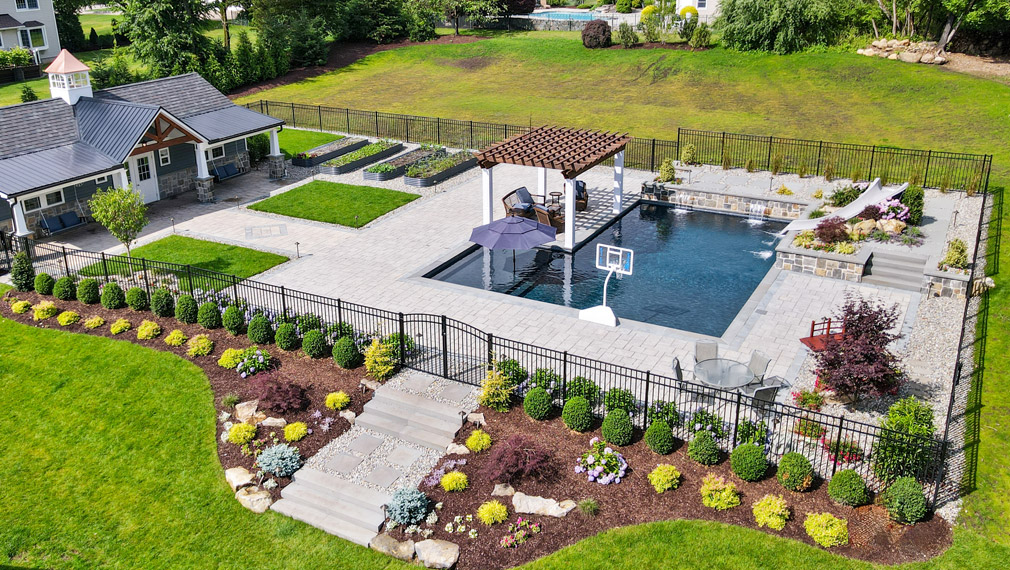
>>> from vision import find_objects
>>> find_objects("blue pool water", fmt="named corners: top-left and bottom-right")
top-left (528, 10), bottom-right (599, 20)
top-left (428, 204), bottom-right (786, 336)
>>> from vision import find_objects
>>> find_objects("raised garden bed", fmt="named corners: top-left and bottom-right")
top-left (319, 141), bottom-right (404, 175)
top-left (290, 136), bottom-right (365, 167)
top-left (0, 64), bottom-right (42, 84)
top-left (363, 147), bottom-right (444, 181)
top-left (404, 151), bottom-right (478, 187)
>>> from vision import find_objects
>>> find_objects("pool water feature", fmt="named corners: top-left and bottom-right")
top-left (427, 203), bottom-right (786, 336)
top-left (527, 10), bottom-right (600, 20)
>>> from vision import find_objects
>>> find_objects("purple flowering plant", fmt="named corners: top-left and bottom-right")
top-left (575, 437), bottom-right (628, 485)
top-left (876, 199), bottom-right (909, 221)
top-left (237, 347), bottom-right (272, 378)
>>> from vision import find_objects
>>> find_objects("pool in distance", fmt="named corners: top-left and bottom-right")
top-left (427, 203), bottom-right (786, 337)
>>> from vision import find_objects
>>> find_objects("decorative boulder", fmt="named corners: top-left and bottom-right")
top-left (261, 417), bottom-right (287, 428)
top-left (492, 483), bottom-right (516, 497)
top-left (414, 539), bottom-right (460, 569)
top-left (880, 219), bottom-right (907, 234)
top-left (371, 533), bottom-right (415, 561)
top-left (339, 410), bottom-right (356, 424)
top-left (234, 400), bottom-right (260, 423)
top-left (225, 467), bottom-right (255, 491)
top-left (236, 486), bottom-right (273, 513)
top-left (512, 492), bottom-right (576, 518)
top-left (853, 219), bottom-right (877, 236)
top-left (446, 443), bottom-right (470, 455)
top-left (898, 51), bottom-right (920, 63)
top-left (467, 412), bottom-right (486, 426)
top-left (920, 52), bottom-right (935, 64)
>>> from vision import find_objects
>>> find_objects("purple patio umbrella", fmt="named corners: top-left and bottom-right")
top-left (469, 216), bottom-right (557, 270)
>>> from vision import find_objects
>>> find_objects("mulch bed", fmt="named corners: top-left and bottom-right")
top-left (387, 408), bottom-right (951, 570)
top-left (227, 35), bottom-right (488, 100)
top-left (1, 290), bottom-right (371, 501)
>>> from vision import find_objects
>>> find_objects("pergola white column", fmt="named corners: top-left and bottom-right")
top-left (481, 167), bottom-right (494, 225)
top-left (268, 128), bottom-right (281, 156)
top-left (114, 168), bottom-right (129, 189)
top-left (8, 199), bottom-right (30, 236)
top-left (536, 167), bottom-right (548, 201)
top-left (195, 143), bottom-right (211, 179)
top-left (613, 150), bottom-right (624, 214)
top-left (563, 177), bottom-right (576, 249)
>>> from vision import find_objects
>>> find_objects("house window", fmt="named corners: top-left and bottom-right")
top-left (19, 27), bottom-right (46, 50)
top-left (23, 190), bottom-right (64, 213)
top-left (15, 0), bottom-right (40, 11)
top-left (136, 156), bottom-right (152, 181)
top-left (206, 146), bottom-right (225, 161)
top-left (95, 175), bottom-right (109, 185)
top-left (159, 148), bottom-right (171, 167)
top-left (697, 0), bottom-right (707, 8)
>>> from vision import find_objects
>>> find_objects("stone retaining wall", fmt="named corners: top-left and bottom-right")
top-left (774, 242), bottom-right (870, 282)
top-left (641, 182), bottom-right (807, 220)
top-left (922, 269), bottom-right (969, 299)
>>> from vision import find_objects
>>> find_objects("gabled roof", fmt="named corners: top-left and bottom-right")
top-left (45, 50), bottom-right (91, 74)
top-left (0, 14), bottom-right (22, 30)
top-left (76, 98), bottom-right (161, 162)
top-left (182, 105), bottom-right (284, 143)
top-left (0, 143), bottom-right (122, 196)
top-left (21, 20), bottom-right (44, 27)
top-left (95, 73), bottom-right (233, 119)
top-left (0, 99), bottom-right (79, 160)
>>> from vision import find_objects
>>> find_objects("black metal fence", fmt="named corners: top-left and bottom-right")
top-left (4, 234), bottom-right (968, 506)
top-left (244, 100), bottom-right (992, 193)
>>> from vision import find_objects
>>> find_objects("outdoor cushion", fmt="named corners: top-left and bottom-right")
top-left (513, 202), bottom-right (533, 212)
top-left (59, 211), bottom-right (82, 228)
top-left (575, 180), bottom-right (588, 200)
top-left (222, 163), bottom-right (240, 178)
top-left (42, 216), bottom-right (64, 232)
top-left (516, 186), bottom-right (535, 204)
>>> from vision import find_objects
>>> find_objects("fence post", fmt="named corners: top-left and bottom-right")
top-left (141, 258), bottom-right (151, 299)
top-left (732, 392), bottom-right (742, 447)
top-left (437, 117), bottom-right (441, 146)
top-left (336, 298), bottom-right (343, 326)
top-left (816, 140), bottom-right (824, 176)
top-left (923, 150), bottom-right (932, 188)
top-left (561, 351), bottom-right (568, 401)
top-left (650, 138), bottom-right (656, 172)
top-left (643, 371), bottom-right (651, 428)
top-left (232, 275), bottom-right (240, 305)
top-left (265, 100), bottom-right (270, 117)
top-left (345, 108), bottom-right (350, 133)
top-left (61, 246), bottom-right (70, 277)
top-left (398, 312), bottom-right (406, 368)
top-left (676, 127), bottom-right (682, 158)
top-left (765, 136), bottom-right (773, 170)
top-left (186, 264), bottom-right (194, 292)
top-left (405, 116), bottom-right (410, 143)
top-left (375, 111), bottom-right (380, 138)
top-left (469, 121), bottom-right (474, 150)
top-left (440, 315), bottom-right (449, 380)
top-left (869, 146), bottom-right (876, 178)
top-left (831, 415), bottom-right (845, 476)
top-left (101, 252), bottom-right (109, 283)
top-left (280, 286), bottom-right (288, 320)
top-left (290, 102), bottom-right (296, 127)
top-left (720, 131), bottom-right (726, 161)
top-left (318, 105), bottom-right (323, 130)
top-left (486, 332), bottom-right (494, 366)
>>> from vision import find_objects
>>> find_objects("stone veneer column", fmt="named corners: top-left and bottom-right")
top-left (196, 177), bottom-right (215, 203)
top-left (267, 155), bottom-right (286, 179)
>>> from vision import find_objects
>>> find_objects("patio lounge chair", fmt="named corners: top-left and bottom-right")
top-left (533, 204), bottom-right (564, 233)
top-left (503, 186), bottom-right (542, 219)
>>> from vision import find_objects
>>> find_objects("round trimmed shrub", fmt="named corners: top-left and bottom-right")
top-left (125, 287), bottom-right (149, 311)
top-left (497, 358), bottom-right (528, 387)
top-left (562, 396), bottom-right (593, 432)
top-left (222, 305), bottom-right (245, 335)
top-left (523, 387), bottom-right (552, 420)
top-left (227, 423), bottom-right (256, 445)
top-left (644, 419), bottom-right (675, 455)
top-left (77, 278), bottom-right (100, 304)
top-left (581, 19), bottom-right (612, 49)
top-left (601, 410), bottom-right (634, 446)
top-left (175, 294), bottom-right (198, 324)
top-left (777, 452), bottom-right (814, 492)
top-left (150, 288), bottom-right (175, 317)
top-left (302, 329), bottom-right (328, 358)
top-left (477, 500), bottom-right (508, 526)
top-left (197, 302), bottom-right (222, 329)
top-left (688, 430), bottom-right (720, 465)
top-left (257, 443), bottom-right (302, 477)
top-left (730, 443), bottom-right (768, 482)
top-left (883, 476), bottom-right (927, 524)
top-left (604, 387), bottom-right (635, 413)
top-left (828, 469), bottom-right (869, 507)
top-left (284, 421), bottom-right (309, 442)
top-left (100, 283), bottom-right (126, 309)
top-left (247, 314), bottom-right (274, 344)
top-left (275, 322), bottom-right (300, 351)
top-left (52, 277), bottom-right (77, 301)
top-left (387, 488), bottom-right (430, 525)
top-left (11, 251), bottom-right (35, 292)
top-left (333, 335), bottom-right (362, 368)
top-left (567, 376), bottom-right (600, 405)
top-left (33, 273), bottom-right (55, 295)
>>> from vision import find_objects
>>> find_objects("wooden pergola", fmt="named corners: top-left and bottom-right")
top-left (475, 126), bottom-right (631, 249)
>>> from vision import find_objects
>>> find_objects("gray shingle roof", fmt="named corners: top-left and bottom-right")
top-left (94, 73), bottom-right (233, 119)
top-left (21, 20), bottom-right (44, 27)
top-left (0, 14), bottom-right (22, 29)
top-left (183, 105), bottom-right (284, 143)
top-left (0, 142), bottom-right (121, 196)
top-left (76, 98), bottom-right (160, 162)
top-left (0, 99), bottom-right (79, 160)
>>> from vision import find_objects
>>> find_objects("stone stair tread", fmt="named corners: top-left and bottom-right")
top-left (861, 274), bottom-right (922, 292)
top-left (281, 483), bottom-right (386, 530)
top-left (865, 266), bottom-right (923, 280)
top-left (271, 498), bottom-right (377, 547)
top-left (872, 251), bottom-right (928, 265)
top-left (373, 388), bottom-right (465, 418)
top-left (292, 467), bottom-right (392, 509)
top-left (356, 414), bottom-right (454, 451)
top-left (364, 398), bottom-right (462, 433)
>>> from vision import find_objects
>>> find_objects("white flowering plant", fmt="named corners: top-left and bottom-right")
top-left (575, 437), bottom-right (628, 485)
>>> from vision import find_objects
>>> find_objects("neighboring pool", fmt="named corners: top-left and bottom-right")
top-left (527, 10), bottom-right (600, 20)
top-left (427, 204), bottom-right (786, 336)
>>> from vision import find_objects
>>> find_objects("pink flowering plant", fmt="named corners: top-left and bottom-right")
top-left (499, 516), bottom-right (543, 548)
top-left (876, 199), bottom-right (909, 221)
top-left (575, 437), bottom-right (628, 485)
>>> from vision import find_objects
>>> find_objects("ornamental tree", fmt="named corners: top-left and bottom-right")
top-left (88, 184), bottom-right (149, 258)
top-left (815, 293), bottom-right (906, 400)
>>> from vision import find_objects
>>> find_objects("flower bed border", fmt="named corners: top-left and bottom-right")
top-left (405, 157), bottom-right (478, 188)
top-left (291, 138), bottom-right (367, 167)
top-left (319, 143), bottom-right (405, 175)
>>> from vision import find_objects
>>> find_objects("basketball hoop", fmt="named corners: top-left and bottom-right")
top-left (579, 244), bottom-right (634, 327)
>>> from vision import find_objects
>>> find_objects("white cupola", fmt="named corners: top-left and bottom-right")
top-left (44, 49), bottom-right (93, 105)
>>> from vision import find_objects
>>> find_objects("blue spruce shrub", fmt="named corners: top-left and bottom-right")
top-left (257, 443), bottom-right (303, 477)
top-left (386, 488), bottom-right (431, 525)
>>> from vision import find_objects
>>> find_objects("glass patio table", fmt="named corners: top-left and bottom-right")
top-left (693, 358), bottom-right (755, 390)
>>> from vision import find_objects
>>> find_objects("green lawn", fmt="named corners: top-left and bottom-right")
top-left (0, 48), bottom-right (143, 107)
top-left (79, 13), bottom-right (117, 36)
top-left (278, 129), bottom-right (345, 160)
top-left (248, 181), bottom-right (419, 227)
top-left (79, 235), bottom-right (288, 279)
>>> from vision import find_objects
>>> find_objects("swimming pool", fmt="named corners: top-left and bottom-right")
top-left (427, 204), bottom-right (786, 336)
top-left (527, 10), bottom-right (600, 21)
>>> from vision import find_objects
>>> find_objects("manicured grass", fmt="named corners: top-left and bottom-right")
top-left (248, 181), bottom-right (419, 227)
top-left (79, 13), bottom-right (117, 36)
top-left (78, 235), bottom-right (287, 279)
top-left (235, 32), bottom-right (1010, 184)
top-left (278, 129), bottom-right (345, 160)
top-left (0, 49), bottom-right (144, 107)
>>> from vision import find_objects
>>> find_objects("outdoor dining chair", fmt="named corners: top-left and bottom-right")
top-left (695, 340), bottom-right (718, 364)
top-left (672, 357), bottom-right (684, 382)
top-left (748, 351), bottom-right (771, 383)
top-left (750, 385), bottom-right (781, 415)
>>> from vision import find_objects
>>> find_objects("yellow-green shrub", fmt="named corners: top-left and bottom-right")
top-left (813, 189), bottom-right (824, 199)
top-left (440, 471), bottom-right (468, 492)
top-left (753, 494), bottom-right (790, 531)
top-left (804, 512), bottom-right (848, 548)
top-left (217, 348), bottom-right (244, 369)
top-left (364, 338), bottom-right (396, 380)
top-left (478, 364), bottom-right (515, 412)
top-left (227, 423), bottom-right (257, 445)
top-left (648, 464), bottom-right (682, 493)
top-left (84, 315), bottom-right (105, 329)
top-left (325, 391), bottom-right (351, 411)
top-left (466, 429), bottom-right (492, 453)
top-left (284, 421), bottom-right (309, 442)
top-left (32, 300), bottom-right (58, 321)
top-left (164, 329), bottom-right (188, 346)
top-left (110, 318), bottom-right (132, 335)
top-left (477, 500), bottom-right (508, 525)
top-left (11, 300), bottom-right (31, 314)
top-left (57, 311), bottom-right (80, 326)
top-left (700, 474), bottom-right (740, 510)
top-left (136, 320), bottom-right (162, 340)
top-left (187, 334), bottom-right (214, 357)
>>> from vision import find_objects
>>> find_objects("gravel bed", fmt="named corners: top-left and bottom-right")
top-left (943, 190), bottom-right (984, 246)
top-left (386, 369), bottom-right (481, 411)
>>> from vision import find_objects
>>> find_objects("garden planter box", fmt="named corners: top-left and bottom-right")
top-left (0, 64), bottom-right (42, 85)
top-left (290, 138), bottom-right (367, 167)
top-left (362, 148), bottom-right (441, 182)
top-left (404, 157), bottom-right (478, 188)
top-left (319, 143), bottom-right (404, 175)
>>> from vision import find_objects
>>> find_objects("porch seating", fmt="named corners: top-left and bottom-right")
top-left (533, 204), bottom-right (564, 233)
top-left (740, 375), bottom-right (787, 398)
top-left (39, 211), bottom-right (88, 237)
top-left (211, 162), bottom-right (243, 182)
top-left (575, 180), bottom-right (589, 212)
top-left (502, 186), bottom-right (541, 218)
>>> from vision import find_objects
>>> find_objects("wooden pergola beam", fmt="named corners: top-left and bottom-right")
top-left (476, 126), bottom-right (631, 179)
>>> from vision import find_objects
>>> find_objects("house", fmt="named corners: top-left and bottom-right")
top-left (677, 0), bottom-right (719, 21)
top-left (0, 50), bottom-right (286, 237)
top-left (0, 0), bottom-right (61, 62)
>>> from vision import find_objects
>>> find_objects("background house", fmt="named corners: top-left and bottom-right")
top-left (0, 0), bottom-right (61, 63)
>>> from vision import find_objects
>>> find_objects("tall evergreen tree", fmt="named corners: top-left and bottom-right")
top-left (120, 0), bottom-right (213, 76)
top-left (53, 0), bottom-right (88, 51)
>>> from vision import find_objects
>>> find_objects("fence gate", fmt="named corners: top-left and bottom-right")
top-left (0, 233), bottom-right (13, 275)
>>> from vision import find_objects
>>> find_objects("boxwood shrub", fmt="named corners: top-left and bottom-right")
top-left (247, 314), bottom-right (274, 344)
top-left (828, 469), bottom-right (869, 507)
top-left (777, 452), bottom-right (814, 492)
top-left (77, 278), bottom-right (100, 304)
top-left (333, 335), bottom-right (362, 368)
top-left (52, 277), bottom-right (77, 301)
top-left (882, 476), bottom-right (927, 524)
top-left (644, 419), bottom-right (675, 455)
top-left (125, 287), bottom-right (149, 311)
top-left (523, 387), bottom-right (552, 420)
top-left (33, 273), bottom-right (55, 295)
top-left (604, 387), bottom-right (635, 413)
top-left (151, 288), bottom-right (175, 317)
top-left (222, 305), bottom-right (246, 335)
top-left (601, 410), bottom-right (633, 446)
top-left (276, 322), bottom-right (300, 351)
top-left (498, 358), bottom-right (528, 388)
top-left (562, 396), bottom-right (593, 432)
top-left (730, 443), bottom-right (768, 482)
top-left (302, 329), bottom-right (328, 358)
top-left (197, 302), bottom-right (222, 329)
top-left (688, 430), bottom-right (720, 465)
top-left (175, 294), bottom-right (198, 324)
top-left (100, 283), bottom-right (126, 309)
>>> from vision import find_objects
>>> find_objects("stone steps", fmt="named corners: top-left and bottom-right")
top-left (356, 412), bottom-right (456, 451)
top-left (271, 498), bottom-right (378, 546)
top-left (863, 251), bottom-right (926, 292)
top-left (365, 390), bottom-right (464, 434)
